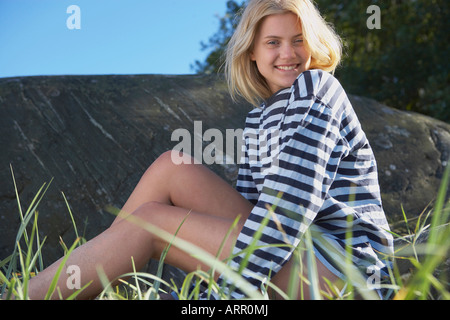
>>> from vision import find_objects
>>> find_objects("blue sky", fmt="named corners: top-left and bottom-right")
top-left (0, 0), bottom-right (230, 78)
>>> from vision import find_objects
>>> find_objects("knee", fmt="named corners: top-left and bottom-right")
top-left (133, 201), bottom-right (165, 220)
top-left (156, 150), bottom-right (195, 167)
top-left (113, 201), bottom-right (162, 226)
top-left (144, 151), bottom-right (193, 176)
top-left (157, 150), bottom-right (177, 164)
top-left (146, 151), bottom-right (173, 173)
top-left (140, 151), bottom-right (176, 185)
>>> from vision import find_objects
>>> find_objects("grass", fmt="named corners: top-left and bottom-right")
top-left (1, 164), bottom-right (449, 300)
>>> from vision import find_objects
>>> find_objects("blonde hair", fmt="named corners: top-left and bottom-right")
top-left (225, 0), bottom-right (342, 106)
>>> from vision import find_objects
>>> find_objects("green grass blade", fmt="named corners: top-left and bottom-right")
top-left (304, 230), bottom-right (321, 300)
top-left (152, 210), bottom-right (192, 299)
top-left (44, 238), bottom-right (81, 300)
top-left (66, 281), bottom-right (93, 300)
top-left (10, 165), bottom-right (26, 241)
top-left (61, 191), bottom-right (82, 244)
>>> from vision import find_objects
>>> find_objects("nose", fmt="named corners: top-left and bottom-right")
top-left (279, 43), bottom-right (296, 60)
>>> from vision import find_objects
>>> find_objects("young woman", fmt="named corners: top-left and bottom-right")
top-left (21, 0), bottom-right (393, 300)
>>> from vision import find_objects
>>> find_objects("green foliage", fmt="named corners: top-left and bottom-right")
top-left (194, 0), bottom-right (449, 122)
top-left (191, 0), bottom-right (245, 74)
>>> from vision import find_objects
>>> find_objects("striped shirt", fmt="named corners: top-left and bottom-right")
top-left (219, 69), bottom-right (394, 298)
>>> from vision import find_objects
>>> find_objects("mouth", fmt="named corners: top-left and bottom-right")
top-left (275, 64), bottom-right (300, 71)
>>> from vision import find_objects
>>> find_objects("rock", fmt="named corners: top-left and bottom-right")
top-left (0, 74), bottom-right (448, 269)
top-left (349, 96), bottom-right (450, 233)
top-left (393, 224), bottom-right (450, 298)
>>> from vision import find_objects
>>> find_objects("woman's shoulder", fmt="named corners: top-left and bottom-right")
top-left (292, 69), bottom-right (351, 118)
top-left (293, 69), bottom-right (344, 101)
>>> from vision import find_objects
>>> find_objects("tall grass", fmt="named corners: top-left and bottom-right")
top-left (1, 164), bottom-right (449, 300)
top-left (389, 163), bottom-right (450, 300)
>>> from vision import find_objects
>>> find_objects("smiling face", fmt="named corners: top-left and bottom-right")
top-left (250, 12), bottom-right (312, 95)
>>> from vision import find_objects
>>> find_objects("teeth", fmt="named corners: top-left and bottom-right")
top-left (277, 65), bottom-right (297, 70)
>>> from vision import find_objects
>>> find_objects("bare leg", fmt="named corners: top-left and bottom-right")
top-left (23, 151), bottom-right (339, 300)
top-left (27, 151), bottom-right (253, 299)
top-left (269, 252), bottom-right (342, 300)
top-left (115, 151), bottom-right (253, 224)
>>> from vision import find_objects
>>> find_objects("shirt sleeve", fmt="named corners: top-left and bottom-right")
top-left (223, 71), bottom-right (352, 297)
